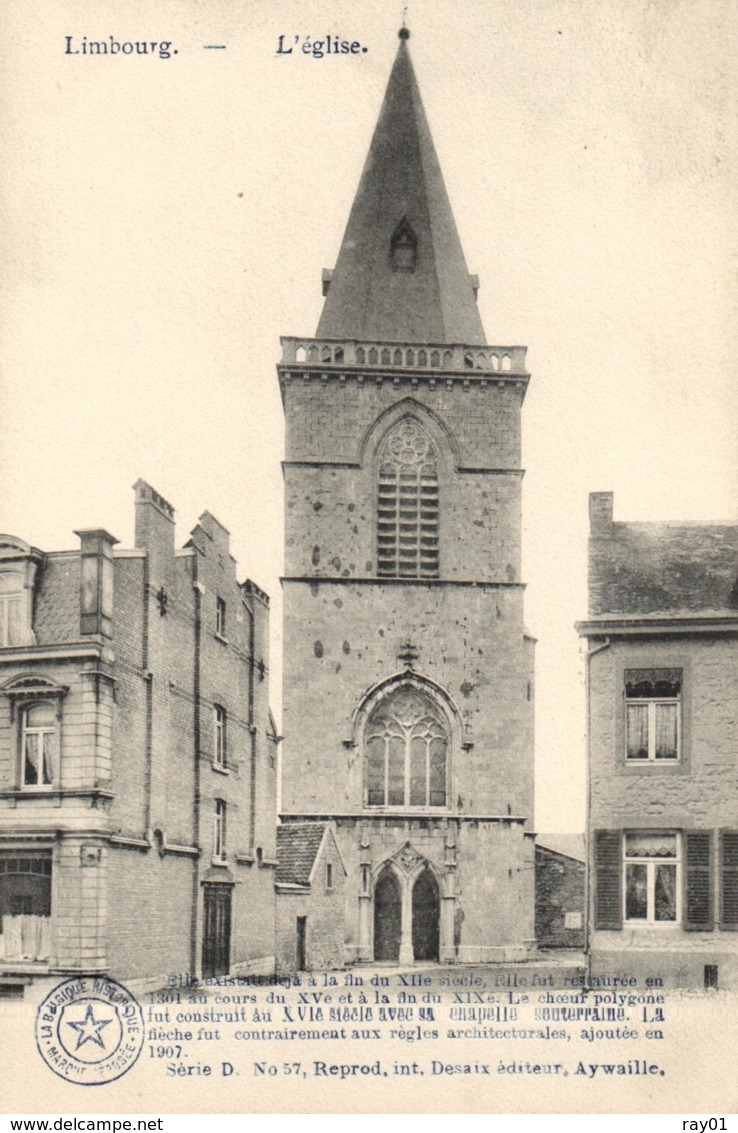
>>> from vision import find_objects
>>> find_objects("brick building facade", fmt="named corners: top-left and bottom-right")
top-left (578, 491), bottom-right (738, 988)
top-left (0, 481), bottom-right (277, 994)
top-left (278, 31), bottom-right (536, 966)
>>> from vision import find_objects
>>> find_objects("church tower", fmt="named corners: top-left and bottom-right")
top-left (278, 30), bottom-right (535, 964)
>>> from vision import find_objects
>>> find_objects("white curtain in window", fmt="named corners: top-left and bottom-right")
top-left (1, 915), bottom-right (51, 961)
top-left (655, 703), bottom-right (678, 759)
top-left (654, 864), bottom-right (677, 921)
top-left (626, 704), bottom-right (649, 758)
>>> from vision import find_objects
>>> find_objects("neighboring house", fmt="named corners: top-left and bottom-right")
top-left (578, 491), bottom-right (738, 989)
top-left (0, 480), bottom-right (277, 995)
top-left (535, 835), bottom-right (585, 949)
top-left (275, 823), bottom-right (347, 972)
top-left (278, 30), bottom-right (536, 965)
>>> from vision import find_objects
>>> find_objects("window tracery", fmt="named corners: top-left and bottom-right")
top-left (364, 686), bottom-right (447, 808)
top-left (377, 419), bottom-right (439, 579)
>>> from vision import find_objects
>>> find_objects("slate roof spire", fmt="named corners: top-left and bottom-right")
top-left (316, 29), bottom-right (487, 346)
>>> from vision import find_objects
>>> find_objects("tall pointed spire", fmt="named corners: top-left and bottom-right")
top-left (316, 30), bottom-right (487, 346)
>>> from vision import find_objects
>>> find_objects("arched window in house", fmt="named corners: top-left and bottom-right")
top-left (377, 419), bottom-right (439, 579)
top-left (22, 702), bottom-right (57, 787)
top-left (365, 686), bottom-right (448, 808)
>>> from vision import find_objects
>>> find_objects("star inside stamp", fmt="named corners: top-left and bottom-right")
top-left (35, 976), bottom-right (144, 1085)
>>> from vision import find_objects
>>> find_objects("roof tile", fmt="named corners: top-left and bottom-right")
top-left (276, 823), bottom-right (327, 886)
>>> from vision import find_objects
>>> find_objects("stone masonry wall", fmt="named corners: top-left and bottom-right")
top-left (275, 836), bottom-right (346, 974)
top-left (284, 379), bottom-right (523, 469)
top-left (284, 380), bottom-right (524, 584)
top-left (282, 582), bottom-right (534, 818)
top-left (328, 817), bottom-right (534, 960)
top-left (589, 637), bottom-right (738, 828)
top-left (535, 847), bottom-right (585, 949)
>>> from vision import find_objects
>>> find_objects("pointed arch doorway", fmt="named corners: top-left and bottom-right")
top-left (373, 868), bottom-right (401, 961)
top-left (412, 868), bottom-right (440, 961)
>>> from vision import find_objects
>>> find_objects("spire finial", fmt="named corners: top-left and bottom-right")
top-left (399, 5), bottom-right (409, 38)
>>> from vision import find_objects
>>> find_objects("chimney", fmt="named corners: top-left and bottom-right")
top-left (133, 479), bottom-right (175, 561)
top-left (75, 529), bottom-right (119, 637)
top-left (589, 492), bottom-right (614, 534)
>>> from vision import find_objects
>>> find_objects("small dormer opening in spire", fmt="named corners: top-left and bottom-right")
top-left (390, 218), bottom-right (417, 273)
top-left (315, 30), bottom-right (487, 345)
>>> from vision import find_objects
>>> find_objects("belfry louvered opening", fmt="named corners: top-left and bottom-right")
top-left (377, 419), bottom-right (439, 579)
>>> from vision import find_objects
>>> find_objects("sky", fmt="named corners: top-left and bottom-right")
top-left (1, 0), bottom-right (736, 833)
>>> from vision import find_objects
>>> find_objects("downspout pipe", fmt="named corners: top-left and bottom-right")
top-left (190, 566), bottom-right (203, 978)
top-left (241, 592), bottom-right (257, 857)
top-left (583, 636), bottom-right (610, 992)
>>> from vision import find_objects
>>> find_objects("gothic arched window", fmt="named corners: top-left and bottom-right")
top-left (377, 419), bottom-right (439, 579)
top-left (365, 686), bottom-right (448, 808)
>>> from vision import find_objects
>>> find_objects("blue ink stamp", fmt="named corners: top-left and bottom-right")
top-left (35, 976), bottom-right (144, 1085)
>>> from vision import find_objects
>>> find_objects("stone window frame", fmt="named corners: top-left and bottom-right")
top-left (2, 675), bottom-right (68, 792)
top-left (0, 537), bottom-right (44, 648)
top-left (613, 656), bottom-right (691, 776)
top-left (21, 702), bottom-right (58, 789)
top-left (364, 687), bottom-right (448, 808)
top-left (375, 417), bottom-right (440, 581)
top-left (595, 827), bottom-right (715, 932)
top-left (623, 829), bottom-right (681, 926)
top-left (361, 402), bottom-right (458, 581)
top-left (0, 847), bottom-right (55, 963)
top-left (213, 798), bottom-right (227, 862)
top-left (213, 704), bottom-right (227, 769)
top-left (215, 596), bottom-right (227, 639)
top-left (353, 672), bottom-right (462, 814)
top-left (624, 667), bottom-right (682, 763)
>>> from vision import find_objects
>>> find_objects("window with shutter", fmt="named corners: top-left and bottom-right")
top-left (624, 831), bottom-right (679, 924)
top-left (684, 830), bottom-right (713, 931)
top-left (594, 830), bottom-right (622, 930)
top-left (720, 830), bottom-right (738, 930)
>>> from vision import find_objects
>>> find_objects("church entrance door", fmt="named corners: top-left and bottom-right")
top-left (412, 868), bottom-right (439, 961)
top-left (374, 869), bottom-right (401, 961)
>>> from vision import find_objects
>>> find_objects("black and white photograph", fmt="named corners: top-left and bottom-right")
top-left (0, 0), bottom-right (736, 1118)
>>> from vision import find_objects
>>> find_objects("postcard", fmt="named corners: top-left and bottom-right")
top-left (0, 0), bottom-right (736, 1117)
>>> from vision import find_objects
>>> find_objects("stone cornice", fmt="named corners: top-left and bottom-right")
top-left (0, 788), bottom-right (115, 802)
top-left (281, 576), bottom-right (525, 589)
top-left (281, 460), bottom-right (525, 477)
top-left (278, 364), bottom-right (529, 396)
top-left (577, 614), bottom-right (738, 637)
top-left (0, 642), bottom-right (108, 664)
top-left (280, 811), bottom-right (529, 824)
